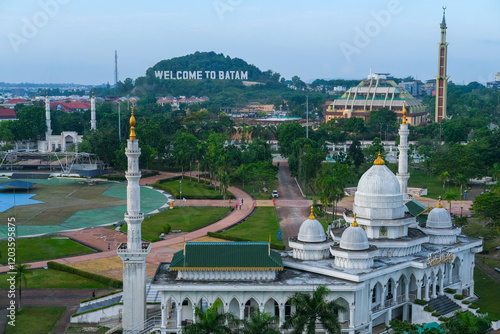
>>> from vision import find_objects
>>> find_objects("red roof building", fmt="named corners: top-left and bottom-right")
top-left (0, 107), bottom-right (17, 120)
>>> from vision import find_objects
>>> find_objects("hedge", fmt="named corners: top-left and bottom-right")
top-left (414, 299), bottom-right (428, 305)
top-left (469, 303), bottom-right (479, 309)
top-left (462, 300), bottom-right (470, 305)
top-left (454, 294), bottom-right (464, 300)
top-left (163, 223), bottom-right (171, 235)
top-left (444, 288), bottom-right (456, 294)
top-left (424, 305), bottom-right (435, 312)
top-left (438, 316), bottom-right (449, 322)
top-left (432, 312), bottom-right (441, 317)
top-left (207, 232), bottom-right (286, 250)
top-left (47, 262), bottom-right (123, 288)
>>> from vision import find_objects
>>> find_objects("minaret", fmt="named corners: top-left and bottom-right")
top-left (397, 102), bottom-right (410, 200)
top-left (90, 91), bottom-right (96, 130)
top-left (117, 106), bottom-right (150, 333)
top-left (45, 92), bottom-right (52, 137)
top-left (435, 6), bottom-right (449, 123)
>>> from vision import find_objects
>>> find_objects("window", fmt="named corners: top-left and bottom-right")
top-left (380, 226), bottom-right (388, 237)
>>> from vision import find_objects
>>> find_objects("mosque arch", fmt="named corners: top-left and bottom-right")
top-left (228, 297), bottom-right (240, 317)
top-left (372, 282), bottom-right (383, 306)
top-left (263, 297), bottom-right (279, 317)
top-left (334, 297), bottom-right (350, 324)
top-left (181, 297), bottom-right (194, 322)
top-left (452, 256), bottom-right (461, 283)
top-left (244, 297), bottom-right (259, 319)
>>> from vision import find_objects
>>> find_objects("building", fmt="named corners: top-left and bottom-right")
top-left (435, 8), bottom-right (449, 123)
top-left (486, 72), bottom-right (500, 89)
top-left (149, 118), bottom-right (481, 333)
top-left (324, 73), bottom-right (428, 126)
top-left (37, 93), bottom-right (97, 152)
top-left (0, 107), bottom-right (16, 121)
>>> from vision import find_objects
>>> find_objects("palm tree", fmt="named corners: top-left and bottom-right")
top-left (183, 303), bottom-right (236, 334)
top-left (14, 263), bottom-right (31, 311)
top-left (443, 190), bottom-right (459, 213)
top-left (455, 173), bottom-right (468, 199)
top-left (441, 311), bottom-right (491, 334)
top-left (283, 285), bottom-right (345, 334)
top-left (239, 309), bottom-right (280, 334)
top-left (438, 171), bottom-right (450, 192)
top-left (220, 171), bottom-right (230, 205)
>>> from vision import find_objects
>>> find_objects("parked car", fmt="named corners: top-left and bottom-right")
top-left (272, 190), bottom-right (279, 198)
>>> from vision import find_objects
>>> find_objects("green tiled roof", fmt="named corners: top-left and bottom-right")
top-left (405, 199), bottom-right (428, 217)
top-left (169, 242), bottom-right (283, 271)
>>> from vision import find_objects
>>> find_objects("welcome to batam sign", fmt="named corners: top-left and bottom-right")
top-left (154, 70), bottom-right (248, 80)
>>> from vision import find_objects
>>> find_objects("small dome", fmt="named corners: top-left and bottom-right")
top-left (298, 207), bottom-right (326, 242)
top-left (427, 198), bottom-right (452, 229)
top-left (357, 161), bottom-right (401, 196)
top-left (340, 214), bottom-right (370, 250)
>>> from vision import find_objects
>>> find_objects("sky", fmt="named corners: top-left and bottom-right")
top-left (1, 0), bottom-right (499, 85)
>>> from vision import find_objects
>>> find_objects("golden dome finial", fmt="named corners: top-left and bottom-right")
top-left (402, 101), bottom-right (407, 125)
top-left (308, 206), bottom-right (315, 220)
top-left (374, 151), bottom-right (385, 165)
top-left (92, 90), bottom-right (94, 98)
top-left (436, 196), bottom-right (443, 208)
top-left (352, 213), bottom-right (358, 227)
top-left (46, 91), bottom-right (49, 98)
top-left (129, 105), bottom-right (136, 140)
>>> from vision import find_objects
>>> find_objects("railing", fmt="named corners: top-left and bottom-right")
top-left (117, 242), bottom-right (151, 253)
top-left (372, 295), bottom-right (408, 312)
top-left (127, 315), bottom-right (162, 334)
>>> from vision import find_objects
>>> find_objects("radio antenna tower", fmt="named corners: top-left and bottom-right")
top-left (114, 50), bottom-right (118, 92)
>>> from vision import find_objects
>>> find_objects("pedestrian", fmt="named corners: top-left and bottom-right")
top-left (92, 291), bottom-right (95, 298)
top-left (241, 198), bottom-right (244, 208)
top-left (107, 243), bottom-right (110, 250)
top-left (235, 204), bottom-right (238, 210)
top-left (240, 204), bottom-right (241, 210)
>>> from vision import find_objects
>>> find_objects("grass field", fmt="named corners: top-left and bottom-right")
top-left (217, 207), bottom-right (284, 246)
top-left (231, 181), bottom-right (278, 200)
top-left (155, 178), bottom-right (233, 199)
top-left (120, 207), bottom-right (231, 241)
top-left (473, 267), bottom-right (500, 321)
top-left (5, 306), bottom-right (66, 334)
top-left (0, 268), bottom-right (117, 289)
top-left (408, 168), bottom-right (463, 199)
top-left (0, 235), bottom-right (96, 265)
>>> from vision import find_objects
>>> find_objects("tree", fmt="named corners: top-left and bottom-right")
top-left (388, 319), bottom-right (442, 334)
top-left (454, 173), bottom-right (468, 198)
top-left (441, 311), bottom-right (491, 334)
top-left (276, 122), bottom-right (306, 158)
top-left (174, 132), bottom-right (200, 178)
top-left (183, 302), bottom-right (236, 334)
top-left (14, 264), bottom-right (31, 311)
top-left (239, 309), bottom-right (280, 334)
top-left (438, 171), bottom-right (450, 192)
top-left (347, 139), bottom-right (364, 171)
top-left (220, 171), bottom-right (230, 204)
top-left (283, 285), bottom-right (345, 334)
top-left (443, 190), bottom-right (459, 213)
top-left (471, 192), bottom-right (500, 221)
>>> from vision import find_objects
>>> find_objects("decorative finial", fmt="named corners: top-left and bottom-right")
top-left (441, 6), bottom-right (447, 29)
top-left (46, 91), bottom-right (49, 98)
top-left (374, 151), bottom-right (385, 165)
top-left (352, 213), bottom-right (358, 227)
top-left (308, 206), bottom-right (315, 220)
top-left (402, 101), bottom-right (407, 125)
top-left (129, 105), bottom-right (136, 140)
top-left (436, 196), bottom-right (443, 208)
top-left (92, 90), bottom-right (94, 98)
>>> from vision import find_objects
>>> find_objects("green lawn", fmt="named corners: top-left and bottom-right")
top-left (473, 266), bottom-right (500, 321)
top-left (408, 168), bottom-right (462, 199)
top-left (121, 207), bottom-right (231, 241)
top-left (217, 207), bottom-right (284, 246)
top-left (154, 178), bottom-right (233, 199)
top-left (231, 181), bottom-right (278, 200)
top-left (0, 269), bottom-right (115, 289)
top-left (5, 306), bottom-right (66, 334)
top-left (0, 236), bottom-right (96, 265)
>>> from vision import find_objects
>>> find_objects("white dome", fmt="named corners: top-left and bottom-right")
top-left (340, 220), bottom-right (370, 251)
top-left (298, 209), bottom-right (326, 243)
top-left (353, 154), bottom-right (406, 220)
top-left (427, 201), bottom-right (452, 229)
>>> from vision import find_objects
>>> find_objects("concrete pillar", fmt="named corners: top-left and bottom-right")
top-left (161, 302), bottom-right (167, 330)
top-left (385, 308), bottom-right (392, 326)
top-left (431, 275), bottom-right (437, 299)
top-left (239, 304), bottom-right (244, 320)
top-left (405, 280), bottom-right (410, 302)
top-left (279, 305), bottom-right (285, 327)
top-left (382, 285), bottom-right (387, 306)
top-left (416, 280), bottom-right (422, 300)
top-left (447, 263), bottom-right (453, 285)
top-left (349, 305), bottom-right (355, 329)
top-left (470, 284), bottom-right (474, 297)
top-left (403, 304), bottom-right (409, 322)
top-left (192, 306), bottom-right (196, 323)
top-left (394, 282), bottom-right (399, 305)
top-left (424, 280), bottom-right (430, 301)
top-left (176, 305), bottom-right (182, 328)
top-left (439, 272), bottom-right (445, 296)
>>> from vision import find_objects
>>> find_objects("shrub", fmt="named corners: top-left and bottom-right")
top-left (469, 303), bottom-right (479, 309)
top-left (462, 300), bottom-right (471, 305)
top-left (414, 299), bottom-right (428, 305)
top-left (47, 262), bottom-right (122, 288)
top-left (454, 294), bottom-right (464, 300)
top-left (438, 316), bottom-right (449, 322)
top-left (424, 305), bottom-right (435, 312)
top-left (162, 224), bottom-right (171, 235)
top-left (444, 288), bottom-right (456, 293)
top-left (207, 232), bottom-right (286, 250)
top-left (432, 312), bottom-right (441, 317)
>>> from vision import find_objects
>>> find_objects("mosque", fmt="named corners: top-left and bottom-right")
top-left (111, 104), bottom-right (481, 333)
top-left (37, 92), bottom-right (97, 152)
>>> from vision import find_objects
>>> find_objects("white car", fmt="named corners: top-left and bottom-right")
top-left (272, 190), bottom-right (279, 198)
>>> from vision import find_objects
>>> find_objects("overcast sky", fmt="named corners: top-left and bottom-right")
top-left (1, 0), bottom-right (499, 85)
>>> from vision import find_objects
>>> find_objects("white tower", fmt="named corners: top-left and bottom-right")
top-left (45, 92), bottom-right (52, 137)
top-left (396, 102), bottom-right (410, 200)
top-left (90, 91), bottom-right (96, 130)
top-left (117, 106), bottom-right (150, 333)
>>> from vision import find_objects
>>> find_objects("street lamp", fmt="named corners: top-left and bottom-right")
top-left (460, 207), bottom-right (463, 218)
top-left (179, 180), bottom-right (182, 200)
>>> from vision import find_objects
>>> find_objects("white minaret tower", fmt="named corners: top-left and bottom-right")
top-left (45, 92), bottom-right (52, 137)
top-left (117, 106), bottom-right (150, 333)
top-left (396, 102), bottom-right (410, 200)
top-left (90, 91), bottom-right (96, 130)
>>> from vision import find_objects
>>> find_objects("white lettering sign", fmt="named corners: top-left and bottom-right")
top-left (154, 70), bottom-right (248, 80)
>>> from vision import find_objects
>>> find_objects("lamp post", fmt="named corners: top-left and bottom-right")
top-left (460, 207), bottom-right (463, 218)
top-left (179, 180), bottom-right (182, 200)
